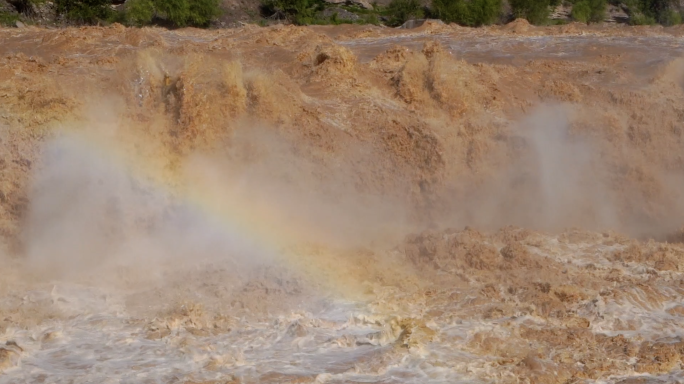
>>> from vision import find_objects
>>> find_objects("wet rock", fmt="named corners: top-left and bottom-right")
top-left (353, 0), bottom-right (373, 8)
top-left (29, 1), bottom-right (57, 24)
top-left (398, 19), bottom-right (427, 29)
top-left (551, 2), bottom-right (627, 23)
top-left (550, 4), bottom-right (571, 21)
top-left (398, 18), bottom-right (446, 29)
top-left (319, 7), bottom-right (360, 21)
top-left (0, 0), bottom-right (15, 14)
top-left (322, 0), bottom-right (373, 9)
top-left (606, 4), bottom-right (630, 23)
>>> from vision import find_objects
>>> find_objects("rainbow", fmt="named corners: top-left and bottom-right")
top-left (50, 129), bottom-right (373, 299)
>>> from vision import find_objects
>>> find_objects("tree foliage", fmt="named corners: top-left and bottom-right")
top-left (622, 0), bottom-right (681, 25)
top-left (571, 0), bottom-right (605, 22)
top-left (27, 0), bottom-right (684, 28)
top-left (431, 0), bottom-right (501, 26)
top-left (161, 0), bottom-right (220, 26)
top-left (509, 0), bottom-right (549, 24)
top-left (0, 10), bottom-right (20, 26)
top-left (640, 0), bottom-right (681, 24)
top-left (125, 0), bottom-right (221, 27)
top-left (659, 9), bottom-right (682, 24)
top-left (386, 0), bottom-right (424, 26)
top-left (571, 0), bottom-right (590, 21)
top-left (55, 0), bottom-right (113, 24)
top-left (54, 0), bottom-right (220, 26)
top-left (261, 0), bottom-right (324, 23)
top-left (126, 0), bottom-right (155, 25)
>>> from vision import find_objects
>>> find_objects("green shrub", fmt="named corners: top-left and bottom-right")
top-left (630, 12), bottom-right (656, 23)
top-left (571, 0), bottom-right (605, 22)
top-left (0, 11), bottom-right (20, 26)
top-left (186, 0), bottom-right (222, 26)
top-left (55, 0), bottom-right (114, 24)
top-left (261, 0), bottom-right (323, 23)
top-left (571, 0), bottom-right (590, 21)
top-left (386, 0), bottom-right (424, 26)
top-left (588, 0), bottom-right (606, 21)
top-left (631, 0), bottom-right (680, 24)
top-left (330, 12), bottom-right (355, 23)
top-left (156, 0), bottom-right (221, 26)
top-left (362, 12), bottom-right (380, 23)
top-left (659, 8), bottom-right (682, 24)
top-left (126, 0), bottom-right (155, 25)
top-left (509, 0), bottom-right (550, 24)
top-left (431, 0), bottom-right (502, 26)
top-left (329, 11), bottom-right (352, 23)
top-left (124, 0), bottom-right (221, 27)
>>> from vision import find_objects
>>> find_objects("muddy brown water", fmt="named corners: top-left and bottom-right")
top-left (1, 23), bottom-right (684, 383)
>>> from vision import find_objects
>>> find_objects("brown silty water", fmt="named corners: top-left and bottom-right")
top-left (1, 20), bottom-right (684, 383)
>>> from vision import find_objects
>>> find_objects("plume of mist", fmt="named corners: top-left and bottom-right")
top-left (183, 125), bottom-right (412, 249)
top-left (448, 104), bottom-right (620, 233)
top-left (21, 134), bottom-right (270, 285)
top-left (20, 124), bottom-right (412, 289)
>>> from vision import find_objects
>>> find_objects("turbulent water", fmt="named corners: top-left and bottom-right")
top-left (2, 20), bottom-right (684, 384)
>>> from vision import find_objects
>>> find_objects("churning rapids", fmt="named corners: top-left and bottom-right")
top-left (2, 20), bottom-right (684, 384)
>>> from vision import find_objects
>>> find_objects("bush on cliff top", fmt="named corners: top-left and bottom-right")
top-left (53, 0), bottom-right (220, 27)
top-left (571, 0), bottom-right (606, 23)
top-left (56, 0), bottom-right (113, 24)
top-left (125, 0), bottom-right (221, 27)
top-left (260, 0), bottom-right (325, 24)
top-left (386, 0), bottom-right (424, 26)
top-left (509, 0), bottom-right (550, 24)
top-left (431, 0), bottom-right (501, 26)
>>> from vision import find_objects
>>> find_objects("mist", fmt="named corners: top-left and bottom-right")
top-left (20, 134), bottom-right (272, 287)
top-left (17, 123), bottom-right (418, 295)
top-left (181, 125), bottom-right (413, 248)
top-left (19, 103), bottom-right (682, 289)
top-left (445, 104), bottom-right (620, 233)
